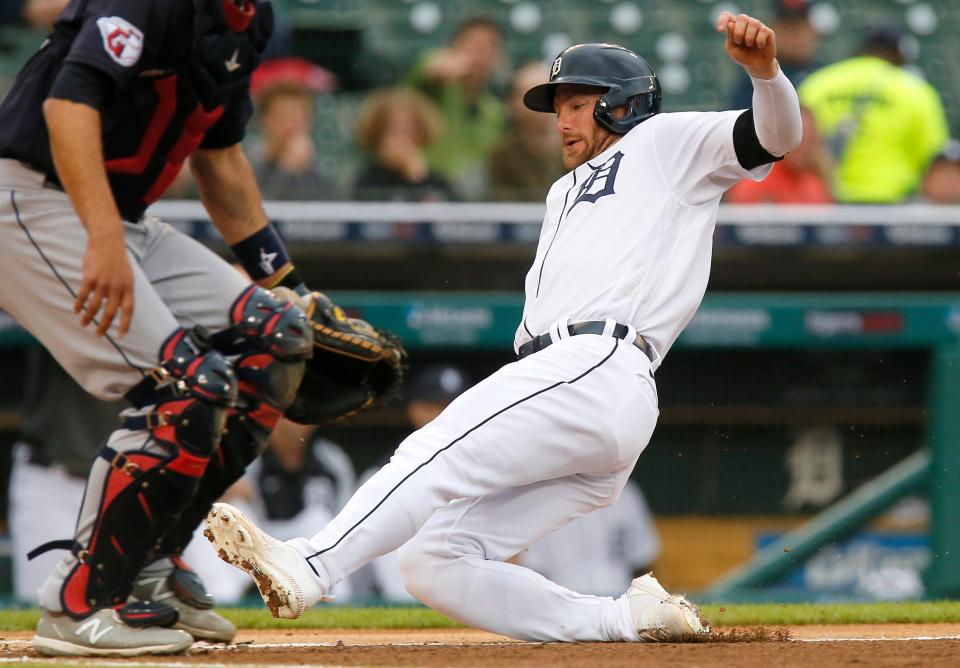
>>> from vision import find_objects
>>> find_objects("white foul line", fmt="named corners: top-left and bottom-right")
top-left (0, 633), bottom-right (957, 666)
top-left (0, 661), bottom-right (350, 668)
top-left (792, 635), bottom-right (960, 642)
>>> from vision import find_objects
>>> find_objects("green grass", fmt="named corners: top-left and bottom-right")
top-left (3, 602), bottom-right (960, 633)
top-left (220, 606), bottom-right (463, 630)
top-left (0, 609), bottom-right (44, 632)
top-left (0, 607), bottom-right (463, 633)
top-left (699, 601), bottom-right (960, 626)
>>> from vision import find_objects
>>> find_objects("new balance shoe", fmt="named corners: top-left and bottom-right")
top-left (32, 609), bottom-right (193, 657)
top-left (626, 573), bottom-right (711, 641)
top-left (204, 502), bottom-right (330, 619)
top-left (131, 560), bottom-right (237, 643)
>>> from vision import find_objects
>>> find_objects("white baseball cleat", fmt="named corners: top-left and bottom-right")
top-left (203, 503), bottom-right (331, 619)
top-left (627, 573), bottom-right (711, 642)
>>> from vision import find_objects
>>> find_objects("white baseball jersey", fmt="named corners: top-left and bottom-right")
top-left (516, 111), bottom-right (772, 369)
top-left (222, 82), bottom-right (800, 643)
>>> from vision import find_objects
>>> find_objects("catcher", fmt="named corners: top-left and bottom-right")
top-left (0, 0), bottom-right (401, 657)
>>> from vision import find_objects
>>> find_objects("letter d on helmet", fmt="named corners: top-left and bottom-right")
top-left (524, 43), bottom-right (661, 135)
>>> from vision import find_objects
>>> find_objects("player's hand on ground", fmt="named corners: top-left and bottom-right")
top-left (716, 12), bottom-right (778, 79)
top-left (75, 236), bottom-right (135, 338)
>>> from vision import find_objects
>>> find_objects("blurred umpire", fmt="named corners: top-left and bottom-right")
top-left (0, 0), bottom-right (319, 657)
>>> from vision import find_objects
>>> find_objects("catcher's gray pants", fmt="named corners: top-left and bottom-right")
top-left (0, 159), bottom-right (249, 610)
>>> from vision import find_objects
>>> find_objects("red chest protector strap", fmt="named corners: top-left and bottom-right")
top-left (222, 0), bottom-right (256, 33)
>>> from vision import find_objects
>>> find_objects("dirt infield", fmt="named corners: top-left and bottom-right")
top-left (1, 625), bottom-right (959, 667)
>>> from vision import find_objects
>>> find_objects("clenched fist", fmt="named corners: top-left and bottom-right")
top-left (716, 12), bottom-right (779, 80)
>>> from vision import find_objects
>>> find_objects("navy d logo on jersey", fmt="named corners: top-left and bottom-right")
top-left (570, 151), bottom-right (624, 212)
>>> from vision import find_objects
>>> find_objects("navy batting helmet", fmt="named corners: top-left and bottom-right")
top-left (523, 43), bottom-right (661, 135)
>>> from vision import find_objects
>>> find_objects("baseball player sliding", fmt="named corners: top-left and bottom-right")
top-left (208, 12), bottom-right (802, 642)
top-left (0, 0), bottom-right (400, 658)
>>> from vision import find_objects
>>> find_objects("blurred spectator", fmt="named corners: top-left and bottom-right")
top-left (799, 26), bottom-right (949, 203)
top-left (726, 106), bottom-right (832, 203)
top-left (404, 365), bottom-right (472, 429)
top-left (353, 88), bottom-right (456, 202)
top-left (248, 78), bottom-right (331, 200)
top-left (488, 61), bottom-right (565, 201)
top-left (9, 348), bottom-right (122, 604)
top-left (356, 365), bottom-right (473, 602)
top-left (519, 480), bottom-right (661, 597)
top-left (408, 17), bottom-right (506, 199)
top-left (254, 420), bottom-right (356, 527)
top-left (250, 57), bottom-right (336, 100)
top-left (730, 0), bottom-right (818, 110)
top-left (22, 0), bottom-right (65, 31)
top-left (168, 57), bottom-right (337, 202)
top-left (922, 139), bottom-right (960, 204)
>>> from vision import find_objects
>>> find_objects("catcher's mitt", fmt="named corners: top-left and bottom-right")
top-left (272, 288), bottom-right (405, 424)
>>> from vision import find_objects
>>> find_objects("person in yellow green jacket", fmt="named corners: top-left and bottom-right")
top-left (407, 17), bottom-right (507, 200)
top-left (799, 27), bottom-right (948, 203)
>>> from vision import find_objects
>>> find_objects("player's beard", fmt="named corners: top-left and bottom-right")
top-left (561, 130), bottom-right (619, 170)
top-left (561, 142), bottom-right (586, 170)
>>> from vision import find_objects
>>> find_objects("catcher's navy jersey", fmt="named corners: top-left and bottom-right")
top-left (0, 0), bottom-right (272, 222)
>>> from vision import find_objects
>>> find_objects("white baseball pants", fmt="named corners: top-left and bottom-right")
top-left (289, 334), bottom-right (658, 641)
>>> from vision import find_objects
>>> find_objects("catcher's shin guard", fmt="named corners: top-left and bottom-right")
top-left (222, 286), bottom-right (314, 449)
top-left (31, 328), bottom-right (237, 619)
top-left (155, 285), bottom-right (312, 556)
